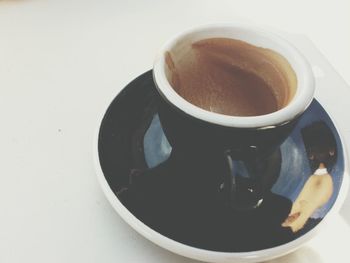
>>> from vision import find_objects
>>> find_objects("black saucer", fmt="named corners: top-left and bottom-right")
top-left (98, 70), bottom-right (345, 252)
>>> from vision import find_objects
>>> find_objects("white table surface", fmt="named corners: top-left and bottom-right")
top-left (1, 1), bottom-right (350, 262)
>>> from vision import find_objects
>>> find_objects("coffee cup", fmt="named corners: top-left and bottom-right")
top-left (153, 23), bottom-right (315, 210)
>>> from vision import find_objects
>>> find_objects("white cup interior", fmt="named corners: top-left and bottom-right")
top-left (153, 24), bottom-right (315, 128)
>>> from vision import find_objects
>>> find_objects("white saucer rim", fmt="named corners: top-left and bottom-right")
top-left (92, 71), bottom-right (349, 263)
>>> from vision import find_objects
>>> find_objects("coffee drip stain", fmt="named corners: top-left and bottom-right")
top-left (165, 38), bottom-right (297, 116)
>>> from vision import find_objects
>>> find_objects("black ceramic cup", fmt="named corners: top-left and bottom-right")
top-left (153, 24), bottom-right (315, 210)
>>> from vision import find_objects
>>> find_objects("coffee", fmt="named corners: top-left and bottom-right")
top-left (165, 38), bottom-right (297, 116)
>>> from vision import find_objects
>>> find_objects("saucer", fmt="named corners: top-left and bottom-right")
top-left (95, 71), bottom-right (347, 260)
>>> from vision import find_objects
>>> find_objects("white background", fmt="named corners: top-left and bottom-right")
top-left (0, 1), bottom-right (350, 262)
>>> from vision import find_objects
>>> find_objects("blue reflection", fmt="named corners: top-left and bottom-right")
top-left (144, 114), bottom-right (172, 168)
top-left (272, 100), bottom-right (344, 218)
top-left (143, 101), bottom-right (344, 219)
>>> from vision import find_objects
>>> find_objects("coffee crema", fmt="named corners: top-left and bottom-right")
top-left (165, 38), bottom-right (297, 116)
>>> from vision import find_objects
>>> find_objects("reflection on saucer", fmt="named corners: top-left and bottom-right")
top-left (98, 71), bottom-right (344, 252)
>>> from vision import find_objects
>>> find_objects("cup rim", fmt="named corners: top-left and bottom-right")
top-left (153, 23), bottom-right (315, 129)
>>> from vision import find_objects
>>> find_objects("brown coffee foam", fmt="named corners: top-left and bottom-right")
top-left (165, 38), bottom-right (297, 117)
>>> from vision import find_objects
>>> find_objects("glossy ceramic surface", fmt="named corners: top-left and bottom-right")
top-left (97, 71), bottom-right (345, 254)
